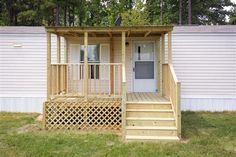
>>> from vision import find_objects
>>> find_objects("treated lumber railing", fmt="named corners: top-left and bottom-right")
top-left (50, 64), bottom-right (68, 96)
top-left (163, 64), bottom-right (181, 138)
top-left (49, 63), bottom-right (122, 98)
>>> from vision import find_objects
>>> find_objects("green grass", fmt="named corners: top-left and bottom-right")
top-left (0, 112), bottom-right (235, 157)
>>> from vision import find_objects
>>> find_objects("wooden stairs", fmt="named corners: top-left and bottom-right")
top-left (125, 100), bottom-right (179, 142)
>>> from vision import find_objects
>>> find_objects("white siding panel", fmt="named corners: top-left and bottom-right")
top-left (182, 98), bottom-right (236, 111)
top-left (0, 33), bottom-right (64, 97)
top-left (0, 33), bottom-right (64, 113)
top-left (0, 97), bottom-right (45, 113)
top-left (169, 33), bottom-right (236, 98)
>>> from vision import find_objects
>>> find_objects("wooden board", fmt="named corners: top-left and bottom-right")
top-left (127, 93), bottom-right (170, 103)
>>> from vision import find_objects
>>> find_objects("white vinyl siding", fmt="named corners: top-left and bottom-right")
top-left (0, 32), bottom-right (64, 112)
top-left (0, 33), bottom-right (64, 97)
top-left (170, 33), bottom-right (236, 99)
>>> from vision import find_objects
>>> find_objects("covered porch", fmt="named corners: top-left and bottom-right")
top-left (44, 26), bottom-right (181, 141)
top-left (45, 26), bottom-right (174, 99)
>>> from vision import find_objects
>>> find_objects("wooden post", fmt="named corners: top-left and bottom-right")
top-left (110, 37), bottom-right (114, 94)
top-left (121, 31), bottom-right (126, 140)
top-left (84, 32), bottom-right (88, 100)
top-left (64, 37), bottom-right (68, 63)
top-left (168, 31), bottom-right (172, 64)
top-left (64, 37), bottom-right (69, 94)
top-left (160, 33), bottom-right (165, 96)
top-left (157, 37), bottom-right (161, 96)
top-left (176, 82), bottom-right (181, 138)
top-left (47, 32), bottom-right (51, 99)
top-left (57, 34), bottom-right (61, 63)
top-left (122, 32), bottom-right (126, 78)
top-left (162, 33), bottom-right (165, 64)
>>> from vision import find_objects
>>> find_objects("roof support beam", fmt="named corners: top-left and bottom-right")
top-left (46, 26), bottom-right (173, 34)
top-left (90, 32), bottom-right (96, 37)
top-left (144, 31), bottom-right (151, 37)
top-left (108, 32), bottom-right (112, 38)
top-left (127, 31), bottom-right (131, 37)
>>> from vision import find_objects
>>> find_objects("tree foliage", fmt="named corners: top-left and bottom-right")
top-left (0, 0), bottom-right (234, 26)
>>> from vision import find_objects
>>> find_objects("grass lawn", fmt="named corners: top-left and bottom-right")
top-left (0, 112), bottom-right (235, 157)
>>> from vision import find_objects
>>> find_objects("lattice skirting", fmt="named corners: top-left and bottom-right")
top-left (43, 98), bottom-right (122, 130)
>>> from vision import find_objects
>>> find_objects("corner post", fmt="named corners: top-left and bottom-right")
top-left (47, 32), bottom-right (51, 100)
top-left (121, 31), bottom-right (126, 140)
top-left (168, 31), bottom-right (172, 64)
top-left (84, 32), bottom-right (88, 100)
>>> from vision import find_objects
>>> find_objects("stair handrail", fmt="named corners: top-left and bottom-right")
top-left (163, 63), bottom-right (181, 138)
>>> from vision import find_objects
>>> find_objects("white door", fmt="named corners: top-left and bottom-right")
top-left (133, 42), bottom-right (156, 92)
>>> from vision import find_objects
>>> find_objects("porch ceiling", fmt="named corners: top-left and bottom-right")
top-left (45, 26), bottom-right (173, 37)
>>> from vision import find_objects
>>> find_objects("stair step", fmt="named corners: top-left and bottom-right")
top-left (126, 109), bottom-right (173, 112)
top-left (127, 103), bottom-right (172, 109)
top-left (126, 117), bottom-right (175, 121)
top-left (126, 102), bottom-right (171, 105)
top-left (126, 126), bottom-right (177, 136)
top-left (126, 135), bottom-right (179, 141)
top-left (126, 109), bottom-right (174, 118)
top-left (126, 126), bottom-right (177, 130)
top-left (126, 117), bottom-right (175, 126)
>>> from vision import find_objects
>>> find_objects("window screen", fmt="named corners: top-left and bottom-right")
top-left (135, 61), bottom-right (154, 79)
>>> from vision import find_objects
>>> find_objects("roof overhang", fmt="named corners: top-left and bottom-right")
top-left (45, 26), bottom-right (173, 37)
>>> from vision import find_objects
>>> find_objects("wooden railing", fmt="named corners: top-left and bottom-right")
top-left (50, 64), bottom-right (68, 96)
top-left (163, 64), bottom-right (181, 138)
top-left (49, 63), bottom-right (122, 98)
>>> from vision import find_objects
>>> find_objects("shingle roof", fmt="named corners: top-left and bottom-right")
top-left (0, 25), bottom-right (236, 34)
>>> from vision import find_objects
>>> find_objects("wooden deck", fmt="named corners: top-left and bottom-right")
top-left (126, 93), bottom-right (170, 103)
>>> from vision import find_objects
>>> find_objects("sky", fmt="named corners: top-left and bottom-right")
top-left (231, 0), bottom-right (236, 4)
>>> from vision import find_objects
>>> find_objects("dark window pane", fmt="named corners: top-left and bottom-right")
top-left (135, 61), bottom-right (154, 79)
top-left (80, 45), bottom-right (99, 62)
top-left (90, 65), bottom-right (99, 79)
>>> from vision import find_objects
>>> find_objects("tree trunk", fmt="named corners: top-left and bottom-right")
top-left (160, 0), bottom-right (163, 25)
top-left (64, 6), bottom-right (67, 26)
top-left (72, 6), bottom-right (75, 26)
top-left (179, 0), bottom-right (182, 25)
top-left (188, 0), bottom-right (192, 25)
top-left (55, 4), bottom-right (60, 26)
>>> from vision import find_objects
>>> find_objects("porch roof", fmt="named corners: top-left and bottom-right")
top-left (45, 25), bottom-right (173, 37)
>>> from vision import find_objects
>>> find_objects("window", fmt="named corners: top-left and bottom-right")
top-left (80, 45), bottom-right (100, 62)
top-left (80, 44), bottom-right (100, 79)
top-left (134, 43), bottom-right (154, 79)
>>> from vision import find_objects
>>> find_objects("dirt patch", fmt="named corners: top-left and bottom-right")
top-left (16, 124), bottom-right (42, 134)
top-left (180, 138), bottom-right (189, 144)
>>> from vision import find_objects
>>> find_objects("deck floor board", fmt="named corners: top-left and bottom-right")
top-left (126, 93), bottom-right (169, 103)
